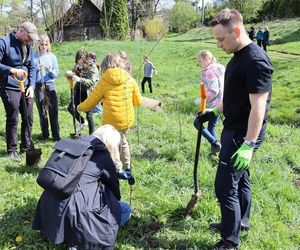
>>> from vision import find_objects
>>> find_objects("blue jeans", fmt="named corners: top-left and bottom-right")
top-left (119, 201), bottom-right (131, 226)
top-left (215, 124), bottom-right (266, 246)
top-left (194, 114), bottom-right (220, 144)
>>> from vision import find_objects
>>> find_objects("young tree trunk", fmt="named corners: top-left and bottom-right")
top-left (40, 0), bottom-right (53, 41)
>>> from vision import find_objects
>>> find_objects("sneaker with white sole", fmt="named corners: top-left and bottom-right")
top-left (8, 151), bottom-right (21, 162)
top-left (76, 120), bottom-right (88, 133)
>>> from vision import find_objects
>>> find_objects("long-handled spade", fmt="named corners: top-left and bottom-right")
top-left (39, 62), bottom-right (49, 119)
top-left (15, 73), bottom-right (42, 166)
top-left (67, 77), bottom-right (79, 139)
top-left (182, 83), bottom-right (207, 218)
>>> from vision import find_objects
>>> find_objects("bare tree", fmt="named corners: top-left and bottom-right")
top-left (102, 0), bottom-right (116, 38)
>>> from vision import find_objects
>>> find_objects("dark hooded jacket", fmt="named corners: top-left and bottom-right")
top-left (32, 135), bottom-right (121, 249)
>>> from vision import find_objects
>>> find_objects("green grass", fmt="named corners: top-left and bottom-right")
top-left (0, 18), bottom-right (300, 249)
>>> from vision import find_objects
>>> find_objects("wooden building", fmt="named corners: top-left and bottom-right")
top-left (50, 0), bottom-right (103, 42)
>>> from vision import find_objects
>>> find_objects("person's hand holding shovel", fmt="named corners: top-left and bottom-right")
top-left (11, 69), bottom-right (34, 98)
top-left (26, 86), bottom-right (34, 98)
top-left (10, 68), bottom-right (26, 78)
top-left (65, 70), bottom-right (74, 80)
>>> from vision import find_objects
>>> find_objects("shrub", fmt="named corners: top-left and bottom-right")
top-left (144, 17), bottom-right (167, 41)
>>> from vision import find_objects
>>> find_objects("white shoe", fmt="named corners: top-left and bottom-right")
top-left (76, 120), bottom-right (88, 133)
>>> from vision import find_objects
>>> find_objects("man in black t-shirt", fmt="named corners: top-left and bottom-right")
top-left (197, 8), bottom-right (273, 250)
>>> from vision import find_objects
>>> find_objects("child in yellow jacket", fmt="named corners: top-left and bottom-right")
top-left (78, 52), bottom-right (142, 174)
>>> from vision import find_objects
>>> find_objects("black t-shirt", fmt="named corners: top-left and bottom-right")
top-left (223, 43), bottom-right (273, 131)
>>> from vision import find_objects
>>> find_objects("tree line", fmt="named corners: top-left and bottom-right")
top-left (0, 0), bottom-right (299, 40)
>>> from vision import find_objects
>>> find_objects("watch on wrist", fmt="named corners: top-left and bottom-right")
top-left (244, 140), bottom-right (255, 148)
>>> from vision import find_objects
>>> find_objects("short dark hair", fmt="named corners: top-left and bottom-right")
top-left (209, 8), bottom-right (243, 31)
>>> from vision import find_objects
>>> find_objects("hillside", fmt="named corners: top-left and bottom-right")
top-left (0, 18), bottom-right (299, 249)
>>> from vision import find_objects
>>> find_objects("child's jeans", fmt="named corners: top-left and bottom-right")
top-left (119, 201), bottom-right (132, 225)
top-left (194, 114), bottom-right (220, 144)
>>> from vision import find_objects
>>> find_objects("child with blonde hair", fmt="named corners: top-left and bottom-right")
top-left (194, 49), bottom-right (225, 155)
top-left (33, 34), bottom-right (60, 141)
top-left (78, 52), bottom-right (142, 178)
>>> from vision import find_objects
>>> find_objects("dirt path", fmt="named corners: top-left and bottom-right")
top-left (269, 49), bottom-right (300, 62)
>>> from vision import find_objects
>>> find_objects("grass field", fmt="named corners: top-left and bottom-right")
top-left (0, 18), bottom-right (300, 249)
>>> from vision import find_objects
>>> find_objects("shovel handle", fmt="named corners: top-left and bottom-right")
top-left (13, 72), bottom-right (28, 93)
top-left (67, 78), bottom-right (74, 90)
top-left (200, 83), bottom-right (207, 112)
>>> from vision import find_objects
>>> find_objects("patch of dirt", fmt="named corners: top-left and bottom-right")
top-left (148, 237), bottom-right (160, 248)
top-left (292, 168), bottom-right (300, 174)
top-left (293, 179), bottom-right (300, 188)
top-left (143, 216), bottom-right (162, 233)
top-left (292, 168), bottom-right (300, 188)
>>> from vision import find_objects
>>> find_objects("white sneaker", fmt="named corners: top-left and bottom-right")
top-left (76, 120), bottom-right (88, 133)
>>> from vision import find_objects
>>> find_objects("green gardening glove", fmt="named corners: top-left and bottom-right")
top-left (231, 143), bottom-right (254, 171)
top-left (196, 107), bottom-right (220, 123)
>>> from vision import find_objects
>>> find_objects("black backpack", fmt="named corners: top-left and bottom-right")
top-left (37, 138), bottom-right (93, 197)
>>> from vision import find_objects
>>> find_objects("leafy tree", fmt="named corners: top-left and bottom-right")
top-left (100, 0), bottom-right (129, 40)
top-left (260, 0), bottom-right (300, 18)
top-left (217, 0), bottom-right (264, 22)
top-left (170, 1), bottom-right (199, 32)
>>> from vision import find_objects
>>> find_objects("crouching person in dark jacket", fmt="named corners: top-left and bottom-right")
top-left (32, 135), bottom-right (131, 250)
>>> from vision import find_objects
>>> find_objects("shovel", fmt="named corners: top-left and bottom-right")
top-left (67, 78), bottom-right (79, 139)
top-left (39, 63), bottom-right (49, 118)
top-left (182, 83), bottom-right (207, 218)
top-left (15, 73), bottom-right (42, 166)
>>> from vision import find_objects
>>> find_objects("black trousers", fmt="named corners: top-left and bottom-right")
top-left (215, 124), bottom-right (266, 246)
top-left (35, 84), bottom-right (60, 140)
top-left (257, 39), bottom-right (263, 47)
top-left (141, 77), bottom-right (153, 93)
top-left (262, 41), bottom-right (268, 52)
top-left (0, 88), bottom-right (33, 153)
top-left (68, 87), bottom-right (94, 134)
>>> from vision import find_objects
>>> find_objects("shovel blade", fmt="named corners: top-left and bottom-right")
top-left (26, 147), bottom-right (42, 166)
top-left (70, 133), bottom-right (80, 139)
top-left (182, 192), bottom-right (200, 218)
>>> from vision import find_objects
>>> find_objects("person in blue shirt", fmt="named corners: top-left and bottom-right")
top-left (0, 22), bottom-right (39, 162)
top-left (256, 26), bottom-right (264, 47)
top-left (141, 55), bottom-right (156, 94)
top-left (33, 34), bottom-right (60, 141)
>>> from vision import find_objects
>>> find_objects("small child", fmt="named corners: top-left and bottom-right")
top-left (194, 50), bottom-right (225, 155)
top-left (66, 49), bottom-right (99, 134)
top-left (78, 52), bottom-right (142, 176)
top-left (141, 55), bottom-right (156, 94)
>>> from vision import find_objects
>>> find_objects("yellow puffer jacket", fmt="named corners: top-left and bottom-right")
top-left (78, 67), bottom-right (142, 131)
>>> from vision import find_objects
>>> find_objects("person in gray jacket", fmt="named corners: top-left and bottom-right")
top-left (141, 55), bottom-right (156, 94)
top-left (0, 22), bottom-right (39, 162)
